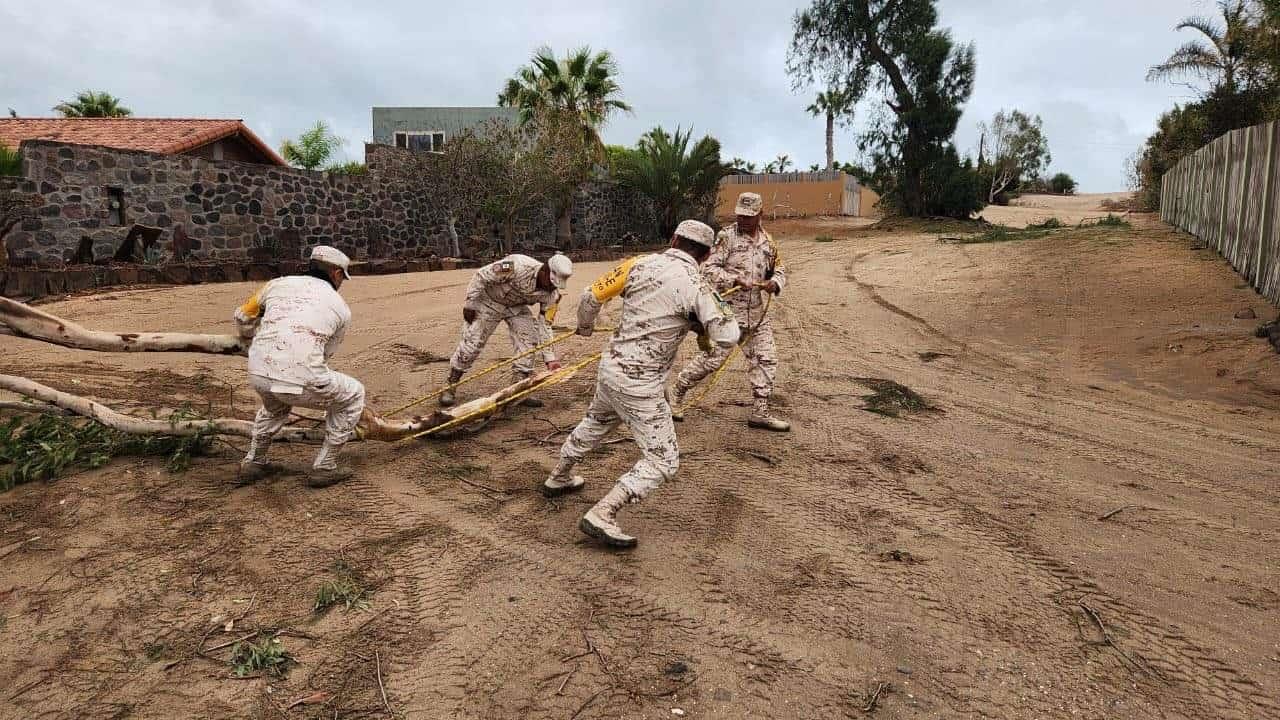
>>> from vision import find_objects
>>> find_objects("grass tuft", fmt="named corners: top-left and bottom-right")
top-left (814, 235), bottom-right (837, 243)
top-left (1095, 213), bottom-right (1131, 228)
top-left (856, 378), bottom-right (936, 418)
top-left (229, 636), bottom-right (295, 678)
top-left (1027, 217), bottom-right (1064, 230)
top-left (0, 412), bottom-right (212, 491)
top-left (314, 559), bottom-right (370, 613)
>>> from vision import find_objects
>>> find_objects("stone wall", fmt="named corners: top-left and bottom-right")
top-left (3, 141), bottom-right (661, 268)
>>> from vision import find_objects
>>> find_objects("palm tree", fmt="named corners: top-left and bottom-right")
top-left (744, 161), bottom-right (759, 173)
top-left (498, 46), bottom-right (632, 149)
top-left (1146, 1), bottom-right (1254, 91)
top-left (613, 126), bottom-right (728, 238)
top-left (53, 90), bottom-right (132, 118)
top-left (806, 88), bottom-right (854, 170)
top-left (774, 154), bottom-right (792, 173)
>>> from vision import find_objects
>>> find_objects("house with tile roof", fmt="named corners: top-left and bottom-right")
top-left (0, 118), bottom-right (285, 166)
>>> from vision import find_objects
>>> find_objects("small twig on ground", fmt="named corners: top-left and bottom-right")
top-left (201, 630), bottom-right (262, 655)
top-left (557, 663), bottom-right (578, 695)
top-left (862, 681), bottom-right (888, 713)
top-left (0, 536), bottom-right (41, 560)
top-left (1079, 601), bottom-right (1145, 674)
top-left (747, 451), bottom-right (777, 466)
top-left (456, 477), bottom-right (508, 496)
top-left (375, 649), bottom-right (394, 717)
top-left (1098, 505), bottom-right (1133, 521)
top-left (8, 677), bottom-right (43, 701)
top-left (570, 690), bottom-right (604, 720)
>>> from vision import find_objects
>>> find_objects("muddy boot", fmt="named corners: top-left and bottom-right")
top-left (747, 397), bottom-right (791, 432)
top-left (438, 369), bottom-right (464, 407)
top-left (579, 484), bottom-right (638, 549)
top-left (514, 371), bottom-right (544, 408)
top-left (236, 460), bottom-right (283, 486)
top-left (306, 466), bottom-right (354, 488)
top-left (668, 384), bottom-right (689, 422)
top-left (541, 458), bottom-right (586, 498)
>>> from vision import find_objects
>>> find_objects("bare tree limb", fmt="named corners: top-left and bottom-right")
top-left (0, 297), bottom-right (248, 355)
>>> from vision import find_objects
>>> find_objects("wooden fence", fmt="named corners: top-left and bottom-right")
top-left (1161, 120), bottom-right (1280, 303)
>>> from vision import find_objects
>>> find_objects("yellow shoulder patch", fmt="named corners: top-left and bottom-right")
top-left (543, 302), bottom-right (559, 323)
top-left (590, 256), bottom-right (639, 303)
top-left (236, 284), bottom-right (268, 319)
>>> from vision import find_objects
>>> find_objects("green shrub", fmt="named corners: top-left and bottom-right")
top-left (0, 143), bottom-right (20, 176)
top-left (1096, 214), bottom-right (1130, 228)
top-left (1027, 217), bottom-right (1064, 229)
top-left (1048, 172), bottom-right (1077, 194)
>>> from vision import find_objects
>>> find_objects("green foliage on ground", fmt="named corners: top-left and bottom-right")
top-left (0, 412), bottom-right (211, 491)
top-left (229, 636), bottom-right (295, 678)
top-left (314, 560), bottom-right (370, 613)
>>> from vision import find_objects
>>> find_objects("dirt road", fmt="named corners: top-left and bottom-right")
top-left (2, 206), bottom-right (1278, 719)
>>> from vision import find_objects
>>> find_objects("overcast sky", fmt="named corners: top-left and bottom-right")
top-left (3, 0), bottom-right (1219, 191)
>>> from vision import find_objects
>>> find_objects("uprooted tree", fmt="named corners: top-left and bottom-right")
top-left (0, 297), bottom-right (576, 446)
top-left (788, 0), bottom-right (984, 218)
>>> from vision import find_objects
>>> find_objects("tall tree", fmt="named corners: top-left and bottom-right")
top-left (613, 126), bottom-right (727, 238)
top-left (774, 154), bottom-right (792, 173)
top-left (53, 90), bottom-right (132, 118)
top-left (788, 0), bottom-right (981, 217)
top-left (280, 122), bottom-right (344, 171)
top-left (498, 46), bottom-right (632, 150)
top-left (977, 109), bottom-right (1051, 203)
top-left (806, 87), bottom-right (855, 169)
top-left (1146, 1), bottom-right (1258, 91)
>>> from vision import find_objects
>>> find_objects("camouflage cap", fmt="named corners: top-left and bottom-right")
top-left (310, 245), bottom-right (351, 279)
top-left (734, 192), bottom-right (763, 217)
top-left (674, 219), bottom-right (716, 247)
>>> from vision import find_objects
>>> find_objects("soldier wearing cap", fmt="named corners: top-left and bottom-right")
top-left (541, 220), bottom-right (739, 548)
top-left (233, 245), bottom-right (364, 487)
top-left (439, 253), bottom-right (573, 407)
top-left (671, 192), bottom-right (790, 431)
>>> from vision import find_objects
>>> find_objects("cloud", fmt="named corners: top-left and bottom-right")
top-left (1, 0), bottom-right (1211, 190)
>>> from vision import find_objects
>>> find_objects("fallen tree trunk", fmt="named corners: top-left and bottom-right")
top-left (0, 366), bottom-right (572, 444)
top-left (0, 297), bottom-right (247, 355)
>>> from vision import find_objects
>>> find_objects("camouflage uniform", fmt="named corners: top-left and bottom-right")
top-left (234, 249), bottom-right (364, 476)
top-left (674, 218), bottom-right (786, 420)
top-left (544, 220), bottom-right (739, 548)
top-left (449, 254), bottom-right (562, 377)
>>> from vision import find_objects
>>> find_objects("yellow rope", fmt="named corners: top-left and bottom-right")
top-left (407, 351), bottom-right (603, 440)
top-left (387, 329), bottom-right (580, 417)
top-left (676, 290), bottom-right (773, 415)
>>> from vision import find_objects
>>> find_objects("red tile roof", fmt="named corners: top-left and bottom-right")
top-left (0, 118), bottom-right (286, 166)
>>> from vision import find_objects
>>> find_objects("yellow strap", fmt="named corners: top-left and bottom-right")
top-left (236, 285), bottom-right (268, 318)
top-left (590, 256), bottom-right (639, 303)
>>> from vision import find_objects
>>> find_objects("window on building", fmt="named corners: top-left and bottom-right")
top-left (393, 131), bottom-right (446, 153)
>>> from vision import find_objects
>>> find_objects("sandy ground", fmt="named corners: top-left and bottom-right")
top-left (1, 196), bottom-right (1278, 719)
top-left (981, 192), bottom-right (1136, 228)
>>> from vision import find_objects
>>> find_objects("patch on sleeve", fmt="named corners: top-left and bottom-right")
top-left (590, 256), bottom-right (639, 303)
top-left (494, 260), bottom-right (515, 276)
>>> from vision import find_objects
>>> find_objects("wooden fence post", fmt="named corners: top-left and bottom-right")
top-left (1218, 133), bottom-right (1233, 250)
top-left (1257, 121), bottom-right (1278, 294)
top-left (1234, 127), bottom-right (1254, 272)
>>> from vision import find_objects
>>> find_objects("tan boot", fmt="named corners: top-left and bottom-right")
top-left (748, 397), bottom-right (790, 432)
top-left (579, 484), bottom-right (638, 548)
top-left (306, 466), bottom-right (354, 488)
top-left (541, 458), bottom-right (585, 498)
top-left (438, 369), bottom-right (464, 407)
top-left (668, 385), bottom-right (688, 422)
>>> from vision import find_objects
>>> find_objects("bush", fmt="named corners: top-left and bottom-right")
top-left (326, 161), bottom-right (366, 176)
top-left (1096, 214), bottom-right (1130, 228)
top-left (1048, 173), bottom-right (1077, 194)
top-left (1027, 217), bottom-right (1064, 229)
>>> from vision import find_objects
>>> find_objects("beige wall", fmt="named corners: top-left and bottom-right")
top-left (717, 176), bottom-right (881, 219)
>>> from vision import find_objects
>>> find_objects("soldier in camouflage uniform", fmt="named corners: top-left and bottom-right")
top-left (439, 253), bottom-right (573, 407)
top-left (542, 220), bottom-right (739, 548)
top-left (671, 192), bottom-right (790, 431)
